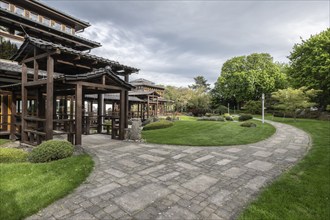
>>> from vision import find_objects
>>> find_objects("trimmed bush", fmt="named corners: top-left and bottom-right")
top-left (205, 113), bottom-right (212, 117)
top-left (238, 114), bottom-right (253, 121)
top-left (0, 148), bottom-right (28, 163)
top-left (166, 116), bottom-right (172, 121)
top-left (143, 120), bottom-right (174, 131)
top-left (197, 116), bottom-right (225, 121)
top-left (28, 140), bottom-right (74, 163)
top-left (240, 122), bottom-right (257, 127)
top-left (225, 116), bottom-right (233, 121)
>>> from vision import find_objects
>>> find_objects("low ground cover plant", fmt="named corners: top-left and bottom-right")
top-left (197, 116), bottom-right (225, 121)
top-left (238, 114), bottom-right (253, 121)
top-left (28, 140), bottom-right (74, 163)
top-left (240, 121), bottom-right (257, 127)
top-left (0, 148), bottom-right (28, 163)
top-left (143, 120), bottom-right (174, 131)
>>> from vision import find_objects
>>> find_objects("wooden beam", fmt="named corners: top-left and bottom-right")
top-left (21, 63), bottom-right (28, 142)
top-left (33, 48), bottom-right (39, 81)
top-left (10, 93), bottom-right (16, 140)
top-left (66, 82), bottom-right (124, 91)
top-left (45, 55), bottom-right (54, 140)
top-left (57, 59), bottom-right (91, 70)
top-left (20, 49), bottom-right (61, 64)
top-left (25, 79), bottom-right (47, 87)
top-left (75, 83), bottom-right (82, 146)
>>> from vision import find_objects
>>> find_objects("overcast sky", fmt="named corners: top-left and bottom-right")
top-left (44, 0), bottom-right (329, 87)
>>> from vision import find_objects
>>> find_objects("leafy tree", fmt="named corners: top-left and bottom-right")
top-left (244, 100), bottom-right (262, 114)
top-left (187, 87), bottom-right (210, 116)
top-left (212, 53), bottom-right (288, 109)
top-left (271, 87), bottom-right (321, 120)
top-left (164, 86), bottom-right (192, 112)
top-left (288, 28), bottom-right (330, 109)
top-left (0, 37), bottom-right (18, 59)
top-left (189, 76), bottom-right (211, 92)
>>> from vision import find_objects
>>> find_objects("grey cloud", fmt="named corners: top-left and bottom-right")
top-left (44, 0), bottom-right (329, 86)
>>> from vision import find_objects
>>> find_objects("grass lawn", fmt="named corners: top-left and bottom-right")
top-left (239, 117), bottom-right (330, 220)
top-left (0, 155), bottom-right (94, 220)
top-left (0, 139), bottom-right (10, 145)
top-left (142, 119), bottom-right (275, 146)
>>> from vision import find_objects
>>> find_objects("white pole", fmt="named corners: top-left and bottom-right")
top-left (228, 103), bottom-right (230, 114)
top-left (262, 93), bottom-right (265, 124)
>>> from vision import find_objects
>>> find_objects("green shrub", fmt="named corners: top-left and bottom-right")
top-left (143, 120), bottom-right (174, 131)
top-left (238, 114), bottom-right (253, 121)
top-left (223, 113), bottom-right (231, 117)
top-left (215, 105), bottom-right (228, 115)
top-left (166, 116), bottom-right (172, 121)
top-left (244, 100), bottom-right (262, 114)
top-left (28, 140), bottom-right (74, 163)
top-left (240, 122), bottom-right (257, 127)
top-left (0, 148), bottom-right (28, 163)
top-left (197, 116), bottom-right (225, 121)
top-left (205, 113), bottom-right (212, 117)
top-left (225, 116), bottom-right (233, 121)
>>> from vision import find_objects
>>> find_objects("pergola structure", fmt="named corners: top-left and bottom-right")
top-left (3, 36), bottom-right (138, 146)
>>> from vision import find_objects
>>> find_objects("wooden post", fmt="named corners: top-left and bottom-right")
top-left (10, 93), bottom-right (16, 140)
top-left (147, 95), bottom-right (150, 118)
top-left (33, 48), bottom-right (39, 81)
top-left (97, 94), bottom-right (103, 133)
top-left (45, 55), bottom-right (54, 140)
top-left (75, 83), bottom-right (82, 146)
top-left (124, 75), bottom-right (129, 128)
top-left (119, 90), bottom-right (125, 140)
top-left (2, 95), bottom-right (8, 131)
top-left (21, 63), bottom-right (28, 143)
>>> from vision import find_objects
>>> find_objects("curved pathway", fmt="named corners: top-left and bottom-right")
top-left (27, 121), bottom-right (310, 220)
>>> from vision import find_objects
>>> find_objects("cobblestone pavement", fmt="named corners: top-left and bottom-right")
top-left (27, 121), bottom-right (310, 220)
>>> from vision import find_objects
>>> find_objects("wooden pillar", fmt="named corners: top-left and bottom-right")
top-left (147, 95), bottom-right (150, 118)
top-left (21, 63), bottom-right (28, 143)
top-left (70, 96), bottom-right (74, 119)
top-left (119, 90), bottom-right (125, 140)
top-left (97, 94), bottom-right (104, 133)
top-left (45, 56), bottom-right (54, 140)
top-left (75, 83), bottom-right (82, 146)
top-left (33, 49), bottom-right (39, 81)
top-left (156, 97), bottom-right (159, 116)
top-left (10, 93), bottom-right (16, 140)
top-left (2, 95), bottom-right (8, 131)
top-left (124, 75), bottom-right (129, 128)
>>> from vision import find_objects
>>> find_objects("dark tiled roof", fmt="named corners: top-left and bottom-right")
top-left (129, 90), bottom-right (160, 96)
top-left (130, 78), bottom-right (164, 89)
top-left (64, 67), bottom-right (135, 90)
top-left (12, 36), bottom-right (139, 74)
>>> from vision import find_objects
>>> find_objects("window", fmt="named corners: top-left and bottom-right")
top-left (42, 17), bottom-right (50, 26)
top-left (52, 21), bottom-right (61, 30)
top-left (0, 1), bottom-right (9, 10)
top-left (29, 12), bottom-right (38, 21)
top-left (64, 25), bottom-right (72, 34)
top-left (15, 6), bottom-right (24, 16)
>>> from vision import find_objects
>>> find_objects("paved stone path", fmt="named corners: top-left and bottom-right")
top-left (27, 121), bottom-right (310, 220)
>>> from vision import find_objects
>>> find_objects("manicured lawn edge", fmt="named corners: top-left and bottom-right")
top-left (0, 154), bottom-right (94, 220)
top-left (238, 117), bottom-right (330, 220)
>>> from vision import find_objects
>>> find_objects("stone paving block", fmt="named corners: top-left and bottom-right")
top-left (222, 167), bottom-right (245, 178)
top-left (253, 150), bottom-right (272, 157)
top-left (117, 159), bottom-right (141, 168)
top-left (172, 153), bottom-right (187, 159)
top-left (194, 155), bottom-right (214, 162)
top-left (149, 149), bottom-right (170, 155)
top-left (183, 147), bottom-right (203, 154)
top-left (209, 190), bottom-right (231, 206)
top-left (216, 159), bottom-right (232, 166)
top-left (157, 206), bottom-right (196, 220)
top-left (245, 176), bottom-right (267, 190)
top-left (182, 175), bottom-right (218, 193)
top-left (139, 164), bottom-right (166, 175)
top-left (105, 168), bottom-right (127, 178)
top-left (116, 144), bottom-right (142, 152)
top-left (139, 154), bottom-right (165, 162)
top-left (285, 157), bottom-right (298, 162)
top-left (274, 148), bottom-right (288, 153)
top-left (158, 172), bottom-right (180, 181)
top-left (245, 160), bottom-right (274, 171)
top-left (84, 183), bottom-right (121, 198)
top-left (114, 184), bottom-right (171, 213)
top-left (287, 145), bottom-right (302, 150)
top-left (211, 152), bottom-right (239, 160)
top-left (225, 148), bottom-right (242, 153)
top-left (70, 211), bottom-right (96, 220)
top-left (176, 162), bottom-right (199, 170)
top-left (104, 204), bottom-right (119, 214)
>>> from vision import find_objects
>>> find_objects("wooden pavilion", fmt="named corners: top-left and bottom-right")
top-left (1, 36), bottom-right (138, 146)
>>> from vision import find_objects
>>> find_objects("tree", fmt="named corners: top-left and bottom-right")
top-left (0, 37), bottom-right (18, 59)
top-left (164, 86), bottom-right (192, 112)
top-left (271, 87), bottom-right (321, 120)
top-left (189, 76), bottom-right (211, 92)
top-left (288, 28), bottom-right (330, 109)
top-left (187, 87), bottom-right (210, 116)
top-left (212, 53), bottom-right (288, 109)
